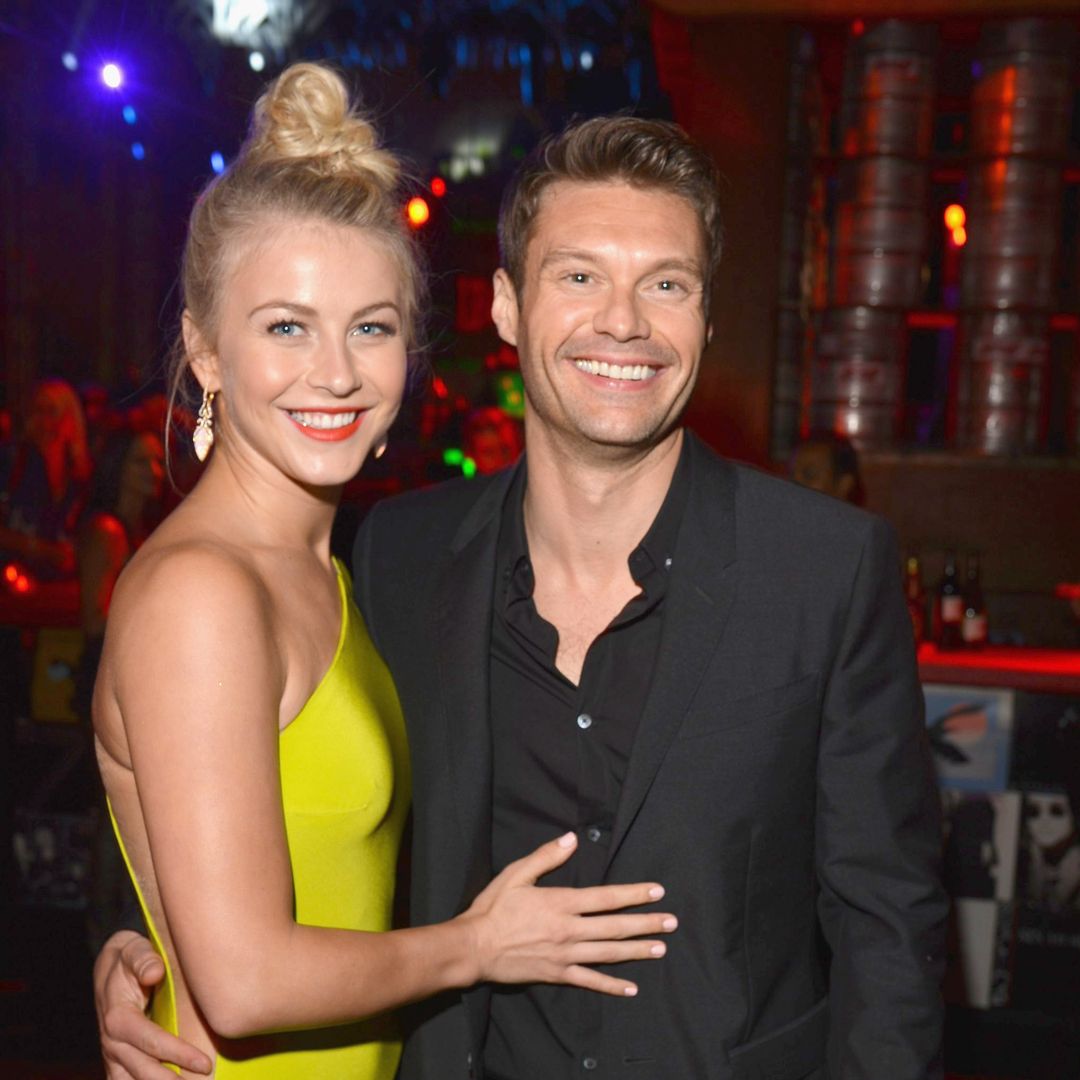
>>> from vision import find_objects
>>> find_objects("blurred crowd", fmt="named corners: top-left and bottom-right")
top-left (0, 378), bottom-right (184, 644)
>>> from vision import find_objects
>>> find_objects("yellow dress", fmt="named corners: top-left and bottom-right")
top-left (110, 559), bottom-right (411, 1077)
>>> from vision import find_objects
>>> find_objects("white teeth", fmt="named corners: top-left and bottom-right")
top-left (287, 411), bottom-right (358, 429)
top-left (573, 359), bottom-right (658, 381)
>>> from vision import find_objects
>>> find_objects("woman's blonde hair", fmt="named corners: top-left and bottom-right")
top-left (167, 62), bottom-right (425, 467)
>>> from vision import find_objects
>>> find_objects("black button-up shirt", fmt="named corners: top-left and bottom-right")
top-left (484, 442), bottom-right (690, 1079)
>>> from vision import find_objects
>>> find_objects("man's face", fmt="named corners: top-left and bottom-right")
top-left (492, 180), bottom-right (710, 459)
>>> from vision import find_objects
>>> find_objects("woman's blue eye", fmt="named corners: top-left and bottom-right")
top-left (269, 321), bottom-right (301, 335)
top-left (355, 322), bottom-right (396, 337)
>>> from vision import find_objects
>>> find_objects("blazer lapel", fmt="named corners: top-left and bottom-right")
top-left (606, 436), bottom-right (739, 871)
top-left (432, 466), bottom-right (518, 903)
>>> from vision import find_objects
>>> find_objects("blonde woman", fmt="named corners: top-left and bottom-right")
top-left (93, 63), bottom-right (674, 1079)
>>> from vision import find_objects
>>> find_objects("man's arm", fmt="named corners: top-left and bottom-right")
top-left (94, 931), bottom-right (212, 1079)
top-left (816, 517), bottom-right (947, 1079)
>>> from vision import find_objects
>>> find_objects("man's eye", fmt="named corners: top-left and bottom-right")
top-left (657, 280), bottom-right (685, 292)
top-left (568, 272), bottom-right (590, 284)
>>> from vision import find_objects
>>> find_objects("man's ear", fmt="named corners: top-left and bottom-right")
top-left (705, 321), bottom-right (713, 347)
top-left (182, 310), bottom-right (220, 392)
top-left (491, 269), bottom-right (520, 348)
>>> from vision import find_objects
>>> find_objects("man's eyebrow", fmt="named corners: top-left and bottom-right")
top-left (539, 247), bottom-right (604, 269)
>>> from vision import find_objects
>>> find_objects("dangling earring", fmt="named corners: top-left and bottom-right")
top-left (193, 389), bottom-right (215, 462)
top-left (374, 438), bottom-right (387, 460)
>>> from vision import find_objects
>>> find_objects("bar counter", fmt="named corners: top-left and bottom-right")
top-left (918, 644), bottom-right (1080, 696)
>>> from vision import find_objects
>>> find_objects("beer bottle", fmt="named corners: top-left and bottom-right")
top-left (936, 549), bottom-right (963, 650)
top-left (961, 553), bottom-right (988, 648)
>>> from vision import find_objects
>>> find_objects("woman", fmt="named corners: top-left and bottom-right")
top-left (0, 377), bottom-right (92, 579)
top-left (93, 63), bottom-right (673, 1078)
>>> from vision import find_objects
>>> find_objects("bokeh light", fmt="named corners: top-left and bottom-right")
top-left (407, 196), bottom-right (430, 228)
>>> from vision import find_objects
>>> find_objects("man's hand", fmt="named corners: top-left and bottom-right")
top-left (95, 931), bottom-right (212, 1078)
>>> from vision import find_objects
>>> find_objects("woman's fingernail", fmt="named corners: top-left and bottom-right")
top-left (650, 943), bottom-right (666, 956)
top-left (623, 984), bottom-right (638, 996)
top-left (662, 917), bottom-right (678, 931)
top-left (648, 885), bottom-right (665, 899)
top-left (558, 831), bottom-right (577, 848)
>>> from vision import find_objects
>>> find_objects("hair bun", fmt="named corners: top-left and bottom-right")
top-left (247, 62), bottom-right (399, 189)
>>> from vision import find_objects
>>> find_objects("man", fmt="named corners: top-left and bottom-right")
top-left (95, 117), bottom-right (946, 1079)
top-left (789, 431), bottom-right (864, 505)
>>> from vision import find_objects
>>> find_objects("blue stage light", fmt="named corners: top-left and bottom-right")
top-left (249, 51), bottom-right (265, 72)
top-left (102, 63), bottom-right (123, 89)
top-left (210, 152), bottom-right (225, 174)
top-left (62, 52), bottom-right (79, 72)
top-left (122, 105), bottom-right (137, 124)
top-left (131, 142), bottom-right (145, 161)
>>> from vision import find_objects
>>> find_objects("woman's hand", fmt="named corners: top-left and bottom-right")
top-left (459, 832), bottom-right (677, 997)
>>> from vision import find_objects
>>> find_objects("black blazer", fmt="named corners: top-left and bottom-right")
top-left (353, 433), bottom-right (946, 1080)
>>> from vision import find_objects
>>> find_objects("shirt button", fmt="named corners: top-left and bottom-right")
top-left (582, 1057), bottom-right (599, 1071)
top-left (577, 713), bottom-right (593, 730)
top-left (586, 826), bottom-right (602, 843)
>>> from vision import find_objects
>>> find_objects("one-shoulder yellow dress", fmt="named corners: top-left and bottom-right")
top-left (110, 559), bottom-right (411, 1077)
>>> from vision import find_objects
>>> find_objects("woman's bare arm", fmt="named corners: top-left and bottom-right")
top-left (101, 547), bottom-right (674, 1040)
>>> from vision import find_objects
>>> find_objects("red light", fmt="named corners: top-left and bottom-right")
top-left (406, 197), bottom-right (430, 228)
top-left (4, 564), bottom-right (16, 583)
top-left (432, 376), bottom-right (449, 399)
top-left (14, 575), bottom-right (30, 594)
top-left (944, 204), bottom-right (966, 231)
top-left (851, 18), bottom-right (865, 36)
top-left (430, 177), bottom-right (446, 198)
top-left (951, 226), bottom-right (967, 247)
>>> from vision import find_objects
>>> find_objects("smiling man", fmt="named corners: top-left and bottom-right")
top-left (355, 118), bottom-right (947, 1080)
top-left (95, 117), bottom-right (946, 1080)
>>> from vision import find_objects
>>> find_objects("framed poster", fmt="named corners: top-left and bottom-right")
top-left (923, 684), bottom-right (1014, 792)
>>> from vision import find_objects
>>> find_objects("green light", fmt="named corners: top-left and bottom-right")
top-left (496, 372), bottom-right (526, 418)
top-left (443, 447), bottom-right (464, 466)
top-left (462, 457), bottom-right (478, 478)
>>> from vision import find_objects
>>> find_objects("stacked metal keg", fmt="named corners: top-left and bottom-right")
top-left (809, 21), bottom-right (937, 450)
top-left (770, 31), bottom-right (821, 461)
top-left (959, 19), bottom-right (1076, 455)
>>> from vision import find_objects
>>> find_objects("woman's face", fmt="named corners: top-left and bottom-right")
top-left (28, 384), bottom-right (73, 449)
top-left (193, 218), bottom-right (408, 491)
top-left (1025, 792), bottom-right (1077, 849)
top-left (122, 433), bottom-right (165, 502)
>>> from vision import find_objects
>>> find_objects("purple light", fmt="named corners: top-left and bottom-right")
top-left (102, 63), bottom-right (123, 89)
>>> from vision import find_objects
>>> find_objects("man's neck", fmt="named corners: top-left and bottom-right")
top-left (522, 427), bottom-right (684, 586)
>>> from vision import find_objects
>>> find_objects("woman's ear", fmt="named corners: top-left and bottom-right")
top-left (182, 311), bottom-right (220, 392)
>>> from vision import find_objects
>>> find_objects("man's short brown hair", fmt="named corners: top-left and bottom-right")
top-left (498, 115), bottom-right (723, 300)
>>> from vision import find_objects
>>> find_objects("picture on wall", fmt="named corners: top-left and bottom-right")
top-left (923, 685), bottom-right (1014, 792)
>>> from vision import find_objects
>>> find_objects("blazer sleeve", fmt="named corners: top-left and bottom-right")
top-left (350, 502), bottom-right (383, 655)
top-left (815, 516), bottom-right (947, 1079)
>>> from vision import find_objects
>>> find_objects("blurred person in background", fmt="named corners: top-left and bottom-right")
top-left (74, 430), bottom-right (166, 715)
top-left (789, 429), bottom-right (864, 506)
top-left (463, 405), bottom-right (524, 476)
top-left (0, 377), bottom-right (92, 579)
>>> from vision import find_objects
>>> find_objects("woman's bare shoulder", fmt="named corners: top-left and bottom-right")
top-left (104, 536), bottom-right (284, 699)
